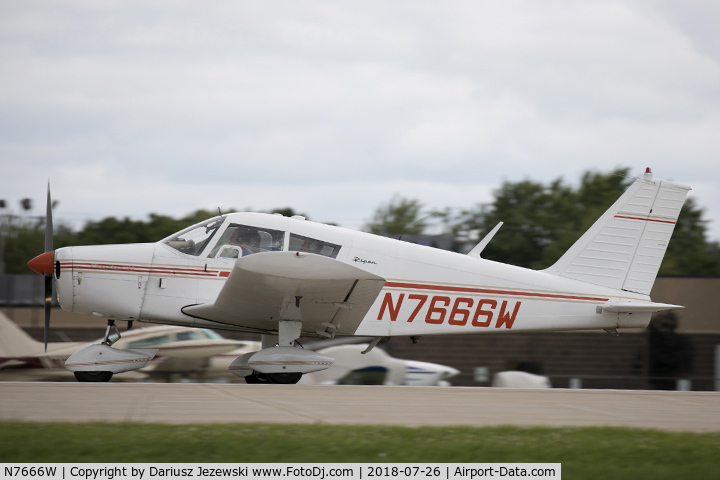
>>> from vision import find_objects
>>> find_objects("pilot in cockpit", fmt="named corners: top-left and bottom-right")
top-left (210, 227), bottom-right (254, 259)
top-left (209, 223), bottom-right (282, 259)
top-left (232, 229), bottom-right (260, 256)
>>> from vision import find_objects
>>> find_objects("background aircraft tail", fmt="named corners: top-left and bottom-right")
top-left (544, 169), bottom-right (691, 295)
top-left (0, 312), bottom-right (45, 357)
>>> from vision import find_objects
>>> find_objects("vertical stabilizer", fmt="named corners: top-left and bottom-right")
top-left (0, 312), bottom-right (44, 357)
top-left (544, 169), bottom-right (691, 295)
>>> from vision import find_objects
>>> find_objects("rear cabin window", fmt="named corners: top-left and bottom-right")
top-left (289, 233), bottom-right (341, 259)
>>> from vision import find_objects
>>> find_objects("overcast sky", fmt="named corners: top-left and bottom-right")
top-left (1, 1), bottom-right (719, 241)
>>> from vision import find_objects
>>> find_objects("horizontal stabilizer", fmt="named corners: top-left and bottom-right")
top-left (602, 301), bottom-right (683, 314)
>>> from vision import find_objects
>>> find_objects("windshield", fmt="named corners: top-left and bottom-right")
top-left (163, 217), bottom-right (224, 256)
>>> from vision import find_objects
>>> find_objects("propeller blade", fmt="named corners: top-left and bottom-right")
top-left (44, 182), bottom-right (53, 352)
top-left (27, 183), bottom-right (56, 352)
top-left (45, 182), bottom-right (53, 253)
top-left (44, 274), bottom-right (52, 351)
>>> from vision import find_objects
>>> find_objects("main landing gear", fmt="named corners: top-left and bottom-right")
top-left (228, 320), bottom-right (334, 385)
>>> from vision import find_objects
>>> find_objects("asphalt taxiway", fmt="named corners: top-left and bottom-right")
top-left (1, 383), bottom-right (719, 432)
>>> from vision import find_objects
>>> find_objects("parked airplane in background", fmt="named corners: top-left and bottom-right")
top-left (298, 343), bottom-right (460, 386)
top-left (0, 312), bottom-right (83, 381)
top-left (28, 168), bottom-right (690, 384)
top-left (0, 313), bottom-right (246, 382)
top-left (0, 313), bottom-right (457, 385)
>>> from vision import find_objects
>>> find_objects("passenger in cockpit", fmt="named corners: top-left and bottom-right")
top-left (300, 238), bottom-right (321, 254)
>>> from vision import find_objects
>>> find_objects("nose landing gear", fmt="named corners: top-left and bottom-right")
top-left (65, 319), bottom-right (158, 382)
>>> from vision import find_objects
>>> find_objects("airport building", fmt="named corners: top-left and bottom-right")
top-left (2, 274), bottom-right (719, 390)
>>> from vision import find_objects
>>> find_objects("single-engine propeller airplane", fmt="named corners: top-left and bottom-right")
top-left (28, 168), bottom-right (690, 384)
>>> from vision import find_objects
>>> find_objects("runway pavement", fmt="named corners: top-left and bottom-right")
top-left (1, 382), bottom-right (719, 432)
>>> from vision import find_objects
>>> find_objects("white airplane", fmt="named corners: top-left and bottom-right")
top-left (492, 371), bottom-right (551, 389)
top-left (0, 312), bottom-right (247, 382)
top-left (28, 168), bottom-right (690, 384)
top-left (2, 313), bottom-right (457, 385)
top-left (298, 343), bottom-right (460, 386)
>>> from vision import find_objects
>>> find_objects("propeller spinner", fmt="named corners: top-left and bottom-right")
top-left (27, 183), bottom-right (54, 351)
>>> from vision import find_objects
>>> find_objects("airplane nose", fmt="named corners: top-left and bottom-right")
top-left (28, 251), bottom-right (54, 276)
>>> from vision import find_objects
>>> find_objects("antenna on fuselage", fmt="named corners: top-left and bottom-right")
top-left (467, 221), bottom-right (504, 259)
top-left (398, 211), bottom-right (439, 241)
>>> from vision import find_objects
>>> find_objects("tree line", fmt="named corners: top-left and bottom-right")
top-left (3, 168), bottom-right (719, 275)
top-left (365, 167), bottom-right (720, 275)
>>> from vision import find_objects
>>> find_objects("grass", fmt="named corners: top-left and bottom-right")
top-left (1, 422), bottom-right (719, 479)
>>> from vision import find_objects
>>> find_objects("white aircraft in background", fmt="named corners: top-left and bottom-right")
top-left (0, 313), bottom-right (245, 382)
top-left (0, 313), bottom-right (457, 385)
top-left (298, 343), bottom-right (460, 386)
top-left (28, 168), bottom-right (690, 384)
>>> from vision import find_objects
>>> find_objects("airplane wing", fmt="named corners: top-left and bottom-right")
top-left (183, 251), bottom-right (386, 336)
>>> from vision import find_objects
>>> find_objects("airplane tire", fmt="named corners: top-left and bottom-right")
top-left (74, 371), bottom-right (113, 382)
top-left (244, 372), bottom-right (267, 384)
top-left (244, 371), bottom-right (302, 384)
top-left (266, 372), bottom-right (302, 384)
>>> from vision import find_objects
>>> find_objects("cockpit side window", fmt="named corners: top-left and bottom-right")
top-left (163, 217), bottom-right (223, 256)
top-left (127, 334), bottom-right (172, 349)
top-left (208, 224), bottom-right (285, 259)
top-left (176, 330), bottom-right (202, 341)
top-left (289, 233), bottom-right (341, 258)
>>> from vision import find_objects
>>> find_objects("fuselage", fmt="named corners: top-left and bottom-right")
top-left (52, 212), bottom-right (652, 337)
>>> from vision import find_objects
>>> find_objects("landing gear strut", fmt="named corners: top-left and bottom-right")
top-left (102, 319), bottom-right (120, 345)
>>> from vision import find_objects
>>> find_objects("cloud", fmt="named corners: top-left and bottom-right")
top-left (1, 0), bottom-right (719, 241)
